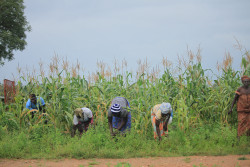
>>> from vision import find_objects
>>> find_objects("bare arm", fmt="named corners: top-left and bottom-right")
top-left (155, 119), bottom-right (162, 141)
top-left (228, 93), bottom-right (239, 114)
top-left (71, 125), bottom-right (77, 137)
top-left (108, 116), bottom-right (113, 135)
top-left (163, 114), bottom-right (171, 131)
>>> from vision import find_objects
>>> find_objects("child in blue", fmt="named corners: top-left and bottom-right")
top-left (26, 94), bottom-right (46, 118)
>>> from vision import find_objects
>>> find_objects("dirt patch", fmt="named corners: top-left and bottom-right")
top-left (0, 155), bottom-right (250, 167)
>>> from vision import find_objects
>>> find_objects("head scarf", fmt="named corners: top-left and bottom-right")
top-left (111, 103), bottom-right (121, 113)
top-left (241, 75), bottom-right (250, 82)
top-left (160, 102), bottom-right (172, 114)
top-left (74, 108), bottom-right (83, 118)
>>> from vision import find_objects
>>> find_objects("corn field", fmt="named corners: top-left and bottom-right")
top-left (0, 50), bottom-right (250, 137)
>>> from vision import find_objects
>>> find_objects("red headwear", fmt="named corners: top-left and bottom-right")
top-left (241, 75), bottom-right (250, 82)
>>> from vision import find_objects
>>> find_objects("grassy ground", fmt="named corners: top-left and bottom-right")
top-left (0, 53), bottom-right (249, 159)
top-left (0, 123), bottom-right (249, 159)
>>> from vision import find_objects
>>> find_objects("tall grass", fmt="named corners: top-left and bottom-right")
top-left (0, 47), bottom-right (249, 158)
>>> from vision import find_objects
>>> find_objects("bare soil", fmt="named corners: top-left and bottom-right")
top-left (0, 155), bottom-right (250, 167)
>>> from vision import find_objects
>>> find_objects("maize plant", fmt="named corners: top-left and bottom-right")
top-left (0, 55), bottom-right (245, 136)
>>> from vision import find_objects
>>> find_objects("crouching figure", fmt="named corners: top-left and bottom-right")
top-left (108, 97), bottom-right (131, 137)
top-left (151, 102), bottom-right (173, 141)
top-left (71, 107), bottom-right (93, 137)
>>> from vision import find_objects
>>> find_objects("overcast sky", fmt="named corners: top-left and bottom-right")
top-left (0, 0), bottom-right (250, 82)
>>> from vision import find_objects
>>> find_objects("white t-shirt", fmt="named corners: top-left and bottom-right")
top-left (73, 107), bottom-right (93, 125)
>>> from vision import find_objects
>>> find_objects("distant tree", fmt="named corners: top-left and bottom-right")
top-left (0, 0), bottom-right (31, 65)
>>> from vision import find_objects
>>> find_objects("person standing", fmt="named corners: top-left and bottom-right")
top-left (151, 102), bottom-right (173, 141)
top-left (229, 75), bottom-right (250, 137)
